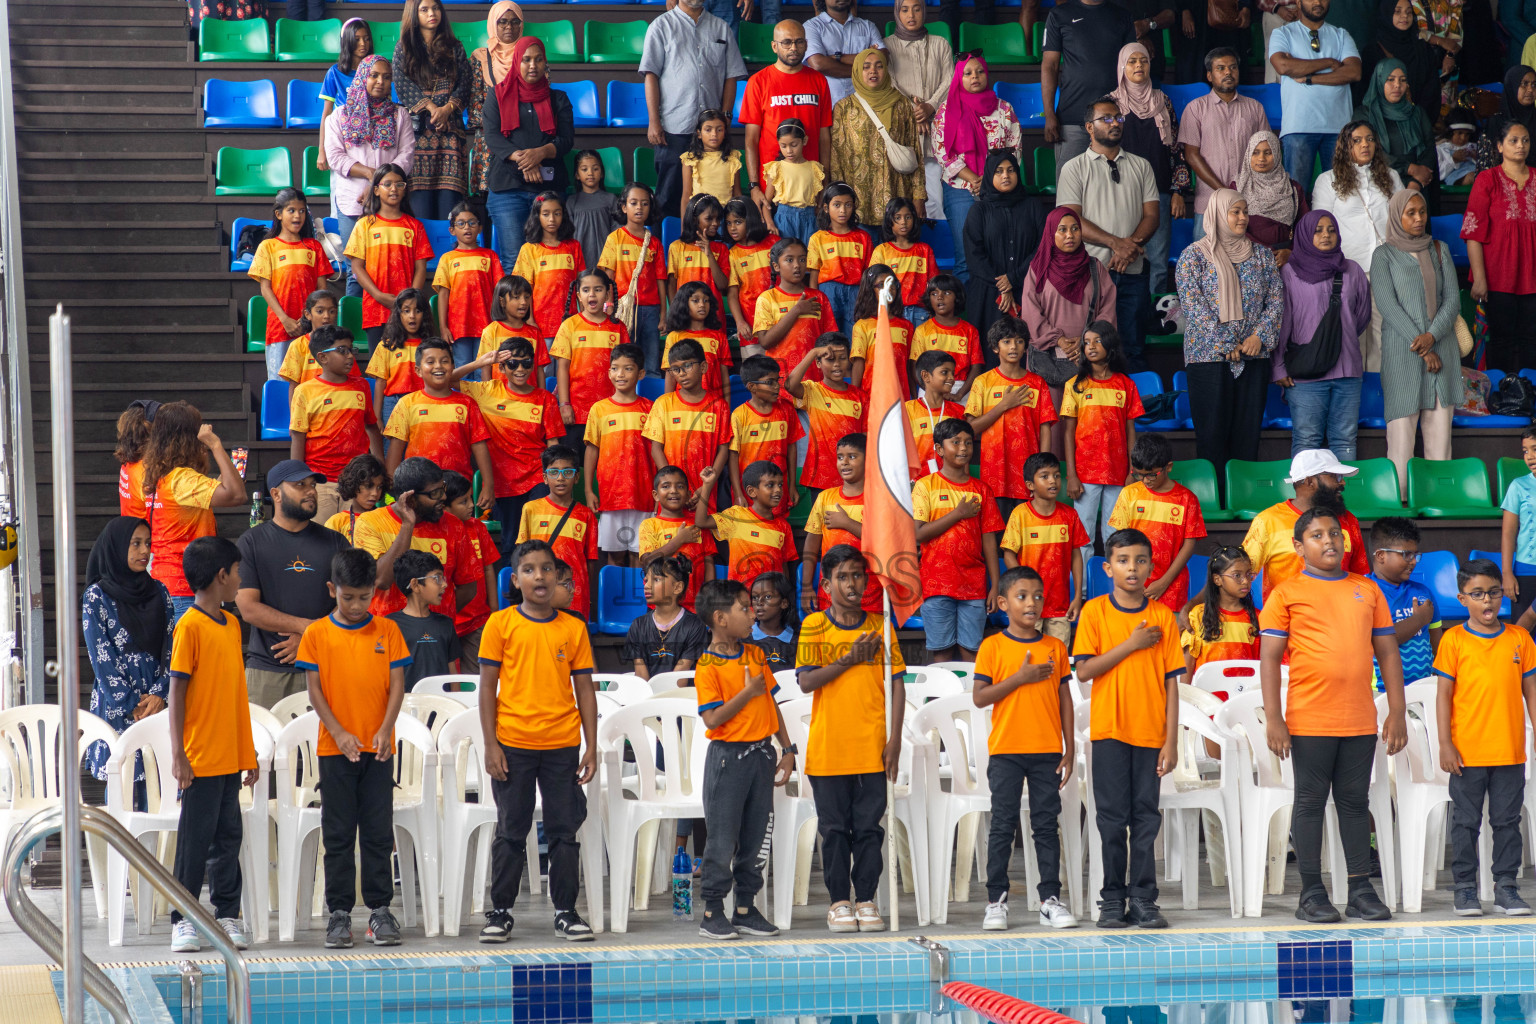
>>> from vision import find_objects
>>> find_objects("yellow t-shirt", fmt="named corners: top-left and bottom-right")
top-left (797, 610), bottom-right (905, 776)
top-left (680, 150), bottom-right (744, 205)
top-left (763, 159), bottom-right (825, 208)
top-left (479, 606), bottom-right (595, 750)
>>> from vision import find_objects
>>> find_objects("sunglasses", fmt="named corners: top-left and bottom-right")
top-left (503, 357), bottom-right (535, 369)
top-left (1309, 28), bottom-right (1321, 51)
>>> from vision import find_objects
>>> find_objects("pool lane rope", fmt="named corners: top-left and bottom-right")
top-left (941, 982), bottom-right (1085, 1024)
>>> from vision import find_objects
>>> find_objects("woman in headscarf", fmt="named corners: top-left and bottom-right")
top-left (830, 48), bottom-right (927, 227)
top-left (1356, 58), bottom-right (1438, 200)
top-left (469, 1), bottom-right (524, 198)
top-left (1232, 130), bottom-right (1308, 263)
top-left (1463, 118), bottom-right (1536, 373)
top-left (1174, 189), bottom-right (1284, 474)
top-left (1376, 0), bottom-right (1445, 121)
top-left (323, 54), bottom-right (415, 288)
top-left (962, 151), bottom-right (1046, 343)
top-left (391, 0), bottom-right (473, 220)
top-left (81, 517), bottom-right (173, 784)
top-left (1374, 189), bottom-right (1461, 490)
top-left (1108, 42), bottom-right (1190, 293)
top-left (884, 0), bottom-right (954, 219)
top-left (1274, 211), bottom-right (1373, 461)
top-left (1475, 65), bottom-right (1536, 171)
top-left (931, 54), bottom-right (1022, 282)
top-left (481, 36), bottom-right (574, 259)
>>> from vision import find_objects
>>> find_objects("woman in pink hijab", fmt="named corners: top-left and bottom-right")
top-left (930, 52), bottom-right (1022, 282)
top-left (469, 1), bottom-right (525, 195)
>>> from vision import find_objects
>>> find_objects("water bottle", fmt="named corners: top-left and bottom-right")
top-left (249, 491), bottom-right (263, 529)
top-left (671, 850), bottom-right (693, 920)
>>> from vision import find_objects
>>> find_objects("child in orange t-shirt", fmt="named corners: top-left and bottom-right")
top-left (598, 183), bottom-right (669, 376)
top-left (432, 202), bottom-right (503, 369)
top-left (662, 283), bottom-right (729, 396)
top-left (848, 264), bottom-right (914, 400)
top-left (584, 344), bottom-right (655, 566)
top-left (806, 183), bottom-right (871, 335)
top-left (668, 195), bottom-right (730, 304)
top-left (1108, 434), bottom-right (1206, 614)
top-left (342, 164), bottom-right (433, 343)
top-left (786, 334), bottom-right (867, 492)
top-left (729, 354), bottom-right (803, 516)
top-left (724, 198), bottom-right (779, 351)
top-left (513, 191), bottom-right (586, 344)
top-left (644, 337), bottom-right (732, 510)
top-left (909, 275), bottom-right (981, 399)
top-left (1061, 321), bottom-right (1143, 552)
top-left (364, 287), bottom-right (428, 424)
top-left (296, 547), bottom-right (409, 947)
top-left (753, 237), bottom-right (839, 385)
top-left (869, 197), bottom-right (937, 326)
top-left (1072, 528), bottom-right (1184, 928)
top-left (553, 269), bottom-right (630, 428)
top-left (249, 188), bottom-right (334, 379)
top-left (965, 316), bottom-right (1057, 518)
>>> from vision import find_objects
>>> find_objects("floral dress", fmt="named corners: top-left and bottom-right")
top-left (393, 39), bottom-right (474, 196)
top-left (81, 583), bottom-right (173, 782)
top-left (1174, 243), bottom-right (1286, 377)
top-left (468, 52), bottom-right (494, 197)
top-left (189, 0), bottom-right (263, 21)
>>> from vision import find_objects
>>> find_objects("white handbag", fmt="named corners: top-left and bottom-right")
top-left (854, 93), bottom-right (921, 175)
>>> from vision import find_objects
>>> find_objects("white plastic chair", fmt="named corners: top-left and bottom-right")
top-left (1394, 679), bottom-right (1481, 912)
top-left (773, 669), bottom-right (800, 700)
top-left (645, 670), bottom-right (695, 694)
top-left (903, 666), bottom-right (963, 705)
top-left (240, 724), bottom-right (273, 942)
top-left (269, 692), bottom-right (313, 724)
top-left (410, 675), bottom-right (480, 707)
top-left (1191, 660), bottom-right (1268, 699)
top-left (927, 661), bottom-right (976, 690)
top-left (248, 704), bottom-right (282, 745)
top-left (593, 673), bottom-right (651, 706)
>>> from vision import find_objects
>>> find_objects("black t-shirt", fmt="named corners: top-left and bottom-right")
top-left (748, 625), bottom-right (798, 675)
top-left (1043, 0), bottom-right (1138, 125)
top-left (235, 520), bottom-right (350, 673)
top-left (389, 610), bottom-right (463, 685)
top-left (622, 610), bottom-right (710, 677)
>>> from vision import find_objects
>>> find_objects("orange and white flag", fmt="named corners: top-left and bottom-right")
top-left (862, 279), bottom-right (923, 623)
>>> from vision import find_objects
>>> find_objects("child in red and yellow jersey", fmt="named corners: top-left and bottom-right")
top-left (909, 275), bottom-right (981, 397)
top-left (279, 292), bottom-right (365, 393)
top-left (753, 237), bottom-right (838, 384)
top-left (432, 203), bottom-right (503, 367)
top-left (441, 471), bottom-right (496, 665)
top-left (1001, 452), bottom-right (1089, 644)
top-left (905, 351), bottom-right (965, 480)
top-left (1060, 322), bottom-right (1143, 552)
top-left (696, 462), bottom-right (798, 584)
top-left (668, 195), bottom-right (730, 303)
top-left (644, 337), bottom-right (732, 511)
top-left (365, 288), bottom-right (428, 424)
top-left (477, 276), bottom-right (549, 377)
top-left (343, 165), bottom-right (432, 338)
top-left (584, 345), bottom-right (655, 566)
top-left (848, 265), bottom-right (914, 400)
top-left (289, 327), bottom-right (383, 522)
top-left (787, 334), bottom-right (867, 492)
top-left (801, 432), bottom-right (880, 615)
top-left (730, 354), bottom-right (803, 516)
top-left (326, 454), bottom-right (387, 546)
top-left (382, 339), bottom-right (494, 493)
top-left (1109, 434), bottom-right (1206, 613)
top-left (249, 190), bottom-right (334, 363)
top-left (965, 317), bottom-right (1057, 515)
top-left (639, 466), bottom-right (718, 612)
top-left (512, 192), bottom-right (586, 342)
top-left (806, 183), bottom-right (871, 335)
top-left (662, 283), bottom-right (729, 396)
top-left (146, 415), bottom-right (245, 605)
top-left (552, 269), bottom-right (630, 427)
top-left (515, 446), bottom-right (600, 619)
top-left (598, 183), bottom-right (669, 375)
top-left (972, 565), bottom-right (1077, 930)
top-left (1181, 547), bottom-right (1261, 681)
top-left (724, 199), bottom-right (779, 348)
top-left (869, 198), bottom-right (936, 326)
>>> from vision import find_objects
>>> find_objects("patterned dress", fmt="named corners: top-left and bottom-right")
top-left (1175, 243), bottom-right (1285, 376)
top-left (81, 583), bottom-right (173, 782)
top-left (189, 0), bottom-right (263, 21)
top-left (393, 39), bottom-right (474, 196)
top-left (468, 52), bottom-right (494, 198)
top-left (829, 95), bottom-right (927, 227)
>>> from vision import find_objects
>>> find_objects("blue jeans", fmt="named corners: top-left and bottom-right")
top-left (774, 204), bottom-right (817, 247)
top-left (1111, 266), bottom-right (1150, 372)
top-left (265, 340), bottom-right (288, 381)
top-left (1076, 482), bottom-right (1122, 558)
top-left (1282, 133), bottom-right (1338, 194)
top-left (634, 303), bottom-right (663, 377)
top-left (921, 596), bottom-right (986, 653)
top-left (485, 189), bottom-right (535, 268)
top-left (941, 184), bottom-right (975, 282)
top-left (336, 213), bottom-right (362, 298)
top-left (382, 393), bottom-right (402, 426)
top-left (759, 0), bottom-right (781, 24)
top-left (170, 595), bottom-right (196, 625)
top-left (904, 304), bottom-right (930, 326)
top-left (704, 0), bottom-right (740, 28)
top-left (1285, 376), bottom-right (1363, 462)
top-left (820, 280), bottom-right (858, 336)
top-left (1148, 192), bottom-right (1172, 294)
top-left (452, 337), bottom-right (479, 380)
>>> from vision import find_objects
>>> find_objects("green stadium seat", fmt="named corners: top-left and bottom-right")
top-left (583, 20), bottom-right (647, 63)
top-left (214, 146), bottom-right (292, 196)
top-left (301, 146), bottom-right (329, 197)
top-left (1407, 457), bottom-right (1501, 518)
top-left (527, 20), bottom-right (579, 62)
top-left (958, 23), bottom-right (1033, 65)
top-left (246, 295), bottom-right (268, 352)
top-left (564, 147), bottom-right (624, 195)
top-left (367, 21), bottom-right (401, 62)
top-left (738, 22), bottom-right (776, 64)
top-left (632, 147), bottom-right (656, 190)
top-left (788, 483), bottom-right (818, 528)
top-left (1031, 147), bottom-right (1055, 194)
top-left (1498, 456), bottom-right (1527, 502)
top-left (885, 21), bottom-right (952, 45)
top-left (1224, 459), bottom-right (1294, 520)
top-left (1340, 458), bottom-right (1409, 520)
top-left (339, 295), bottom-right (366, 348)
top-left (274, 17), bottom-right (340, 62)
top-left (450, 19), bottom-right (484, 56)
top-left (1170, 459), bottom-right (1233, 522)
top-left (199, 18), bottom-right (270, 62)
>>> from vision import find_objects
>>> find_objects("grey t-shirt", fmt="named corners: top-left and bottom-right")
top-left (389, 610), bottom-right (463, 685)
top-left (566, 189), bottom-right (622, 277)
top-left (235, 520), bottom-right (350, 673)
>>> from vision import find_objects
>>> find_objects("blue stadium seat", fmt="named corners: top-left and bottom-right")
top-left (1262, 383), bottom-right (1292, 429)
top-left (732, 79), bottom-right (747, 123)
top-left (1170, 217), bottom-right (1194, 264)
top-left (1430, 214), bottom-right (1468, 267)
top-left (420, 218), bottom-right (484, 270)
top-left (638, 377), bottom-right (666, 401)
top-left (204, 79), bottom-right (280, 128)
top-left (1408, 550), bottom-right (1464, 622)
top-left (1475, 81), bottom-right (1505, 92)
top-left (553, 81), bottom-right (602, 127)
top-left (285, 79), bottom-right (325, 129)
top-left (1454, 369), bottom-right (1531, 427)
top-left (1085, 557), bottom-right (1113, 600)
top-left (596, 565), bottom-right (648, 635)
top-left (994, 81), bottom-right (1044, 126)
top-left (1131, 371), bottom-right (1181, 430)
top-left (260, 380), bottom-right (290, 440)
top-left (1185, 554), bottom-right (1208, 595)
top-left (1163, 83), bottom-right (1206, 118)
top-left (1358, 371), bottom-right (1386, 428)
top-left (1252, 571), bottom-right (1264, 610)
top-left (229, 216), bottom-right (264, 271)
top-left (1468, 550), bottom-right (1516, 616)
top-left (928, 225), bottom-right (956, 270)
top-left (728, 374), bottom-right (750, 411)
top-left (606, 81), bottom-right (648, 127)
top-left (661, 216), bottom-right (681, 252)
top-left (1170, 370), bottom-right (1194, 429)
top-left (498, 566), bottom-right (514, 607)
top-left (1236, 84), bottom-right (1282, 132)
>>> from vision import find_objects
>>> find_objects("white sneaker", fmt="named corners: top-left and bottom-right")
top-left (983, 895), bottom-right (1009, 931)
top-left (217, 917), bottom-right (250, 950)
top-left (171, 920), bottom-right (200, 953)
top-left (826, 902), bottom-right (858, 932)
top-left (1039, 895), bottom-right (1079, 929)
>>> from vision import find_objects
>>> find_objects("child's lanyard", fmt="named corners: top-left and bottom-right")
top-left (921, 393), bottom-right (941, 476)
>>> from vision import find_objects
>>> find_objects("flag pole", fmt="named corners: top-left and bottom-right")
top-left (884, 584), bottom-right (898, 933)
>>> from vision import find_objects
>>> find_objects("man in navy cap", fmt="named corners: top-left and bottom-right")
top-left (234, 460), bottom-right (352, 707)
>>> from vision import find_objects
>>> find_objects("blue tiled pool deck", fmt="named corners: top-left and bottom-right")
top-left (62, 919), bottom-right (1536, 1024)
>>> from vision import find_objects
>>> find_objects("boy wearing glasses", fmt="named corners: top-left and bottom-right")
top-left (289, 326), bottom-right (383, 522)
top-left (1107, 433), bottom-right (1205, 614)
top-left (1367, 517), bottom-right (1441, 690)
top-left (515, 445), bottom-right (600, 619)
top-left (1434, 558), bottom-right (1536, 916)
top-left (388, 549), bottom-right (461, 684)
top-left (432, 203), bottom-right (504, 374)
top-left (730, 354), bottom-right (803, 515)
top-left (643, 337), bottom-right (733, 509)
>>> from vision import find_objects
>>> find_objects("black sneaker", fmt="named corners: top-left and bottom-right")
top-left (1495, 885), bottom-right (1532, 916)
top-left (1454, 886), bottom-right (1483, 917)
top-left (699, 910), bottom-right (739, 941)
top-left (1346, 885), bottom-right (1392, 921)
top-left (1125, 897), bottom-right (1168, 929)
top-left (1096, 899), bottom-right (1129, 928)
top-left (479, 909), bottom-right (514, 943)
top-left (367, 908), bottom-right (401, 946)
top-left (1295, 887), bottom-right (1341, 924)
top-left (731, 905), bottom-right (779, 937)
top-left (324, 910), bottom-right (353, 949)
top-left (554, 910), bottom-right (594, 942)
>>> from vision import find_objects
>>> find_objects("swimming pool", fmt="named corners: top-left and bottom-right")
top-left (66, 921), bottom-right (1536, 1023)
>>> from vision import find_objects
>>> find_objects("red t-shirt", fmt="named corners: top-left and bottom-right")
top-left (382, 391), bottom-right (491, 479)
top-left (454, 515), bottom-right (495, 636)
top-left (1000, 502), bottom-right (1090, 619)
top-left (740, 65), bottom-right (833, 183)
top-left (343, 214), bottom-right (434, 329)
top-left (1107, 481), bottom-right (1208, 612)
top-left (912, 472), bottom-right (1006, 601)
top-left (460, 380), bottom-right (565, 498)
top-left (352, 507), bottom-right (479, 618)
top-left (431, 247), bottom-right (503, 340)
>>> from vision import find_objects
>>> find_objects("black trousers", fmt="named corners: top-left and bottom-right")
top-left (1092, 739), bottom-right (1161, 902)
top-left (286, 0), bottom-right (326, 18)
top-left (653, 132), bottom-right (695, 228)
top-left (412, 188), bottom-right (467, 223)
top-left (700, 739), bottom-right (775, 906)
top-left (810, 771), bottom-right (887, 904)
top-left (318, 753), bottom-right (396, 913)
top-left (1187, 359), bottom-right (1270, 484)
top-left (940, 0), bottom-right (994, 41)
top-left (986, 752), bottom-right (1063, 902)
top-left (1290, 733), bottom-right (1376, 889)
top-left (494, 486), bottom-right (549, 567)
top-left (1484, 291), bottom-right (1536, 375)
top-left (1449, 763), bottom-right (1526, 887)
top-left (489, 744), bottom-right (587, 913)
top-left (171, 773), bottom-right (244, 923)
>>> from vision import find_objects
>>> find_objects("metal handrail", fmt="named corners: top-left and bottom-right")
top-left (1, 805), bottom-right (254, 1024)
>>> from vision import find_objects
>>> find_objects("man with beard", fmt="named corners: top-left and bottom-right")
top-left (352, 457), bottom-right (481, 618)
top-left (1269, 0), bottom-right (1362, 188)
top-left (1058, 96), bottom-right (1160, 370)
top-left (1244, 449), bottom-right (1370, 602)
top-left (743, 20), bottom-right (833, 225)
top-left (1178, 48), bottom-right (1271, 234)
top-left (803, 0), bottom-right (885, 104)
top-left (235, 460), bottom-right (352, 706)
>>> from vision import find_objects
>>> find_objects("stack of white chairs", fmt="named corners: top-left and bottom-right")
top-left (927, 661), bottom-right (976, 690)
top-left (773, 669), bottom-right (800, 700)
top-left (644, 670), bottom-right (695, 694)
top-left (903, 666), bottom-right (964, 705)
top-left (592, 673), bottom-right (650, 706)
top-left (1394, 679), bottom-right (1484, 911)
top-left (410, 675), bottom-right (480, 707)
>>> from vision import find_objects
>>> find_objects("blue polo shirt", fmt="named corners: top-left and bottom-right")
top-left (1501, 473), bottom-right (1536, 569)
top-left (1368, 573), bottom-right (1439, 690)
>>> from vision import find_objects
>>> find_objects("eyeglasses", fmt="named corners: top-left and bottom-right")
top-left (1376, 548), bottom-right (1420, 562)
top-left (1091, 114), bottom-right (1126, 126)
top-left (1464, 588), bottom-right (1505, 602)
top-left (555, 577), bottom-right (575, 591)
top-left (413, 572), bottom-right (447, 586)
top-left (671, 359), bottom-right (702, 373)
top-left (315, 346), bottom-right (350, 356)
top-left (546, 467), bottom-right (579, 480)
top-left (452, 218), bottom-right (480, 228)
top-left (419, 486), bottom-right (448, 501)
top-left (1309, 28), bottom-right (1321, 51)
top-left (746, 376), bottom-right (783, 389)
top-left (1219, 571), bottom-right (1258, 582)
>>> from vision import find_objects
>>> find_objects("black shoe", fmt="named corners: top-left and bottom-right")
top-left (554, 910), bottom-right (594, 941)
top-left (699, 910), bottom-right (739, 941)
top-left (1295, 887), bottom-right (1341, 924)
top-left (1125, 897), bottom-right (1168, 929)
top-left (1346, 885), bottom-right (1392, 921)
top-left (1096, 899), bottom-right (1129, 928)
top-left (479, 909), bottom-right (514, 943)
top-left (731, 905), bottom-right (779, 937)
top-left (324, 910), bottom-right (353, 949)
top-left (1454, 886), bottom-right (1483, 917)
top-left (367, 908), bottom-right (401, 946)
top-left (1495, 884), bottom-right (1532, 916)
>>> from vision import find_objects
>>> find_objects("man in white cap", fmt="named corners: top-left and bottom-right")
top-left (1243, 448), bottom-right (1370, 603)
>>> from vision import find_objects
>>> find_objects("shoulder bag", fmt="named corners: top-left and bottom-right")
top-left (1285, 271), bottom-right (1344, 380)
top-left (1207, 0), bottom-right (1246, 30)
top-left (852, 93), bottom-right (921, 175)
top-left (614, 227), bottom-right (652, 335)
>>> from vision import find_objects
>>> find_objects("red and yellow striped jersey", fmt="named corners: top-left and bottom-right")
top-left (805, 486), bottom-right (882, 612)
top-left (807, 228), bottom-right (872, 286)
top-left (516, 497), bottom-right (600, 618)
top-left (459, 380), bottom-right (564, 497)
top-left (476, 320), bottom-right (550, 371)
top-left (730, 399), bottom-right (803, 516)
top-left (850, 316), bottom-right (913, 399)
top-left (796, 381), bottom-right (866, 490)
top-left (598, 226), bottom-right (666, 307)
top-left (512, 240), bottom-right (584, 339)
top-left (343, 214), bottom-right (434, 328)
top-left (582, 396), bottom-right (654, 513)
top-left (1000, 501), bottom-right (1090, 619)
top-left (964, 369), bottom-right (1058, 499)
top-left (1059, 373), bottom-right (1144, 486)
top-left (278, 334), bottom-right (365, 386)
top-left (870, 241), bottom-right (936, 306)
top-left (1107, 481), bottom-right (1208, 612)
top-left (550, 313), bottom-right (628, 423)
top-left (289, 377), bottom-right (378, 480)
top-left (752, 286), bottom-right (837, 384)
top-left (667, 239), bottom-right (730, 301)
top-left (662, 329), bottom-right (728, 394)
top-left (249, 237), bottom-right (334, 346)
top-left (910, 318), bottom-right (982, 382)
top-left (146, 467), bottom-right (217, 597)
top-left (902, 396), bottom-right (965, 479)
top-left (728, 236), bottom-right (779, 330)
top-left (642, 392), bottom-right (733, 509)
top-left (709, 504), bottom-right (798, 583)
top-left (637, 514), bottom-right (717, 611)
top-left (365, 339), bottom-right (423, 397)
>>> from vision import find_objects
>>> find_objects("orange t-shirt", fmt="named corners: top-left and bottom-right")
top-left (667, 239), bottom-right (730, 300)
top-left (1181, 605), bottom-right (1260, 670)
top-left (119, 461), bottom-right (146, 519)
top-left (460, 380), bottom-right (564, 497)
top-left (641, 392), bottom-right (733, 506)
top-left (598, 226), bottom-right (667, 307)
top-left (903, 396), bottom-right (965, 479)
top-left (583, 396), bottom-right (654, 512)
top-left (729, 398), bottom-right (804, 516)
top-left (382, 390), bottom-right (490, 478)
top-left (662, 329), bottom-right (729, 394)
top-left (976, 630), bottom-right (1071, 755)
top-left (805, 486), bottom-right (882, 613)
top-left (695, 643), bottom-right (780, 742)
top-left (851, 316), bottom-right (913, 399)
top-left (550, 312), bottom-right (628, 422)
top-left (1436, 623), bottom-right (1536, 766)
top-left (351, 506), bottom-right (479, 617)
top-left (295, 614), bottom-right (411, 757)
top-left (911, 471), bottom-right (1005, 602)
top-left (753, 286), bottom-right (838, 383)
top-left (513, 239), bottom-right (585, 339)
top-left (481, 605), bottom-right (594, 750)
top-left (709, 504), bottom-right (798, 583)
top-left (1244, 501), bottom-right (1370, 601)
top-left (637, 514), bottom-right (717, 611)
top-left (728, 237), bottom-right (779, 329)
top-left (798, 610), bottom-right (904, 776)
top-left (1258, 571), bottom-right (1394, 737)
top-left (797, 381), bottom-right (867, 490)
top-left (870, 241), bottom-right (937, 306)
top-left (290, 376), bottom-right (378, 480)
top-left (516, 498), bottom-right (601, 618)
top-left (431, 247), bottom-right (503, 340)
top-left (1073, 595), bottom-right (1184, 747)
top-left (807, 228), bottom-right (872, 286)
top-left (909, 318), bottom-right (982, 382)
top-left (146, 467), bottom-right (217, 597)
top-left (1059, 373), bottom-right (1145, 486)
top-left (169, 606), bottom-right (257, 777)
top-left (477, 321), bottom-right (551, 371)
top-left (342, 214), bottom-right (434, 328)
top-left (1000, 501), bottom-right (1090, 620)
top-left (964, 369), bottom-right (1058, 499)
top-left (279, 334), bottom-right (365, 386)
top-left (1108, 482), bottom-right (1208, 612)
top-left (249, 237), bottom-right (334, 346)
top-left (365, 339), bottom-right (423, 397)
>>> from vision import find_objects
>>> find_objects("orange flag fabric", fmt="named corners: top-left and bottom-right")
top-left (862, 280), bottom-right (923, 623)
